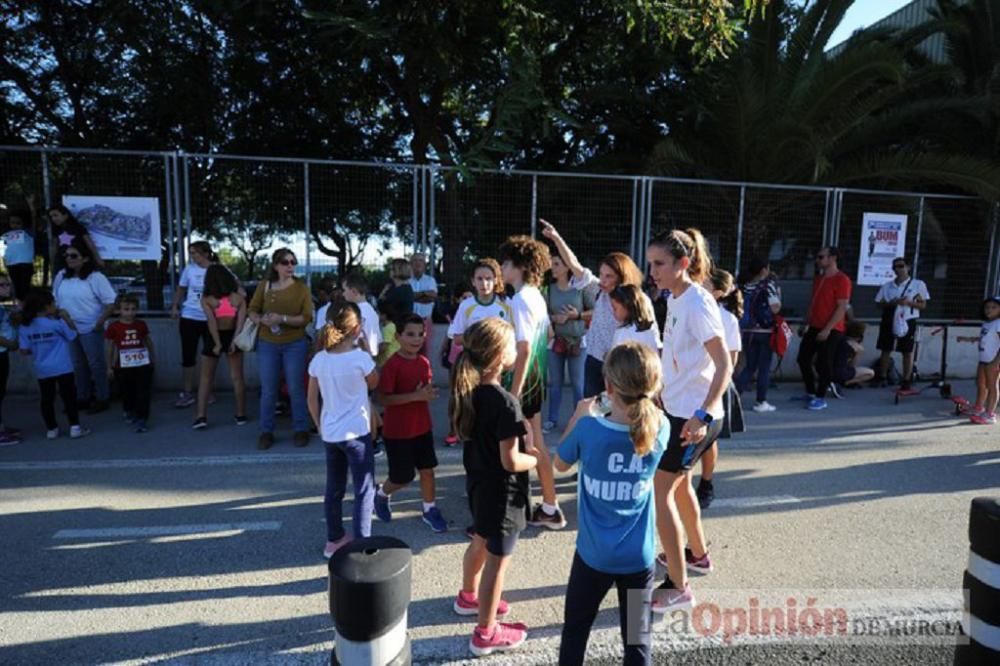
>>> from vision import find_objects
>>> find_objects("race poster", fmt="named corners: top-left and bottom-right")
top-left (857, 212), bottom-right (907, 287)
top-left (62, 195), bottom-right (162, 261)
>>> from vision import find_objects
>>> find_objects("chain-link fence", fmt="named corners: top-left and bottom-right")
top-left (2, 145), bottom-right (998, 320)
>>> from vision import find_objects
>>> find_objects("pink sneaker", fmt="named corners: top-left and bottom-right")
top-left (652, 581), bottom-right (694, 614)
top-left (469, 622), bottom-right (527, 657)
top-left (453, 590), bottom-right (509, 616)
top-left (323, 534), bottom-right (352, 559)
top-left (970, 411), bottom-right (997, 425)
top-left (686, 549), bottom-right (714, 574)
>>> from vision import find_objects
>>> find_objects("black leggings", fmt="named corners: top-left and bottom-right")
top-left (39, 373), bottom-right (79, 430)
top-left (116, 365), bottom-right (153, 420)
top-left (0, 351), bottom-right (8, 424)
top-left (179, 318), bottom-right (207, 367)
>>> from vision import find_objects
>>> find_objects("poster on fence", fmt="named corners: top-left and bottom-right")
top-left (856, 212), bottom-right (907, 286)
top-left (62, 195), bottom-right (162, 261)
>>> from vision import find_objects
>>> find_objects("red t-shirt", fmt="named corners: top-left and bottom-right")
top-left (379, 352), bottom-right (433, 439)
top-left (807, 272), bottom-right (852, 332)
top-left (104, 320), bottom-right (152, 368)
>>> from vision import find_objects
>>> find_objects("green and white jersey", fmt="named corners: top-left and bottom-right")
top-left (510, 284), bottom-right (550, 400)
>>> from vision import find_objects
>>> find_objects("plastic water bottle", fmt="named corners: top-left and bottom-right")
top-left (589, 392), bottom-right (612, 417)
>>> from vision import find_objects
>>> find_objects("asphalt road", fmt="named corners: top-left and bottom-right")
top-left (1, 380), bottom-right (996, 665)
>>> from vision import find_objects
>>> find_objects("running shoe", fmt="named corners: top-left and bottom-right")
top-left (323, 534), bottom-right (352, 560)
top-left (374, 489), bottom-right (392, 522)
top-left (174, 392), bottom-right (196, 408)
top-left (257, 432), bottom-right (274, 450)
top-left (970, 411), bottom-right (997, 425)
top-left (46, 428), bottom-right (59, 440)
top-left (69, 425), bottom-right (91, 439)
top-left (652, 580), bottom-right (694, 614)
top-left (469, 622), bottom-right (527, 658)
top-left (752, 401), bottom-right (776, 413)
top-left (960, 403), bottom-right (983, 415)
top-left (0, 432), bottom-right (20, 446)
top-left (422, 506), bottom-right (448, 533)
top-left (528, 504), bottom-right (567, 530)
top-left (453, 590), bottom-right (510, 617)
top-left (806, 397), bottom-right (828, 411)
top-left (2, 426), bottom-right (22, 438)
top-left (192, 417), bottom-right (208, 430)
top-left (444, 434), bottom-right (459, 447)
top-left (829, 384), bottom-right (844, 400)
top-left (293, 431), bottom-right (310, 447)
top-left (123, 411), bottom-right (135, 424)
top-left (686, 549), bottom-right (714, 574)
top-left (696, 479), bottom-right (714, 509)
top-left (542, 421), bottom-right (556, 435)
top-left (134, 420), bottom-right (148, 433)
top-left (234, 415), bottom-right (249, 426)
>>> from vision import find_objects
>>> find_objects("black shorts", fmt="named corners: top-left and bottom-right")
top-left (384, 431), bottom-right (437, 485)
top-left (179, 318), bottom-right (208, 367)
top-left (202, 329), bottom-right (236, 358)
top-left (467, 479), bottom-right (527, 556)
top-left (8, 263), bottom-right (33, 301)
top-left (877, 313), bottom-right (917, 354)
top-left (521, 383), bottom-right (544, 420)
top-left (657, 412), bottom-right (724, 474)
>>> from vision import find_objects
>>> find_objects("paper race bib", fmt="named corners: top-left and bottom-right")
top-left (120, 348), bottom-right (151, 368)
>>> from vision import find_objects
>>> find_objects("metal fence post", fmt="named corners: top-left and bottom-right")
top-left (40, 149), bottom-right (53, 283)
top-left (181, 153), bottom-right (192, 256)
top-left (987, 202), bottom-right (1000, 297)
top-left (411, 167), bottom-right (419, 254)
top-left (630, 178), bottom-right (639, 260)
top-left (163, 154), bottom-right (176, 290)
top-left (429, 166), bottom-right (437, 276)
top-left (912, 196), bottom-right (925, 278)
top-left (735, 185), bottom-right (746, 276)
top-left (530, 174), bottom-right (538, 237)
top-left (645, 177), bottom-right (654, 258)
top-left (635, 178), bottom-right (646, 270)
top-left (304, 162), bottom-right (311, 287)
top-left (172, 153), bottom-right (185, 268)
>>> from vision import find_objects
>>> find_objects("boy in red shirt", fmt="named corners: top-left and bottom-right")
top-left (105, 295), bottom-right (155, 432)
top-left (373, 313), bottom-right (448, 533)
top-left (797, 247), bottom-right (852, 411)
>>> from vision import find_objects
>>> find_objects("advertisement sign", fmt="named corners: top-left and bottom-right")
top-left (62, 195), bottom-right (162, 261)
top-left (857, 212), bottom-right (907, 286)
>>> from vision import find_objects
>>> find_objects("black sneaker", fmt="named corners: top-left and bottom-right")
top-left (234, 415), bottom-right (249, 426)
top-left (528, 504), bottom-right (567, 530)
top-left (257, 432), bottom-right (274, 450)
top-left (696, 479), bottom-right (714, 509)
top-left (192, 417), bottom-right (208, 430)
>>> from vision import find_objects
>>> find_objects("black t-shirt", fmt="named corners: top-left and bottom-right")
top-left (382, 283), bottom-right (414, 320)
top-left (463, 384), bottom-right (530, 537)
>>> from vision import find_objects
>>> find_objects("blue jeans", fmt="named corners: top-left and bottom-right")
top-left (547, 349), bottom-right (584, 425)
top-left (70, 329), bottom-right (110, 402)
top-left (737, 332), bottom-right (773, 403)
top-left (325, 434), bottom-right (375, 541)
top-left (583, 355), bottom-right (605, 399)
top-left (257, 337), bottom-right (309, 433)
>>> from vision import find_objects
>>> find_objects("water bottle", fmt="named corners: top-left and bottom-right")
top-left (589, 392), bottom-right (612, 417)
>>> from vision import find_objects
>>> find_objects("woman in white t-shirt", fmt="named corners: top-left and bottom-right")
top-left (610, 284), bottom-right (661, 352)
top-left (53, 239), bottom-right (118, 413)
top-left (169, 241), bottom-right (217, 408)
top-left (540, 219), bottom-right (650, 398)
top-left (645, 228), bottom-right (732, 615)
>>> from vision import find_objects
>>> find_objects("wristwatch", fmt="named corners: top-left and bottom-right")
top-left (693, 408), bottom-right (714, 425)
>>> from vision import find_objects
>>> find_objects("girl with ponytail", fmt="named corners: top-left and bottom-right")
top-left (452, 317), bottom-right (539, 658)
top-left (306, 302), bottom-right (379, 560)
top-left (553, 341), bottom-right (668, 665)
top-left (646, 227), bottom-right (732, 614)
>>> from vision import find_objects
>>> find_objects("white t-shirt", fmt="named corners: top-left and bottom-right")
top-left (409, 274), bottom-right (438, 319)
top-left (308, 348), bottom-right (376, 442)
top-left (979, 319), bottom-right (1000, 364)
top-left (660, 283), bottom-right (726, 419)
top-left (447, 295), bottom-right (512, 339)
top-left (720, 307), bottom-right (742, 353)
top-left (612, 323), bottom-right (662, 352)
top-left (178, 264), bottom-right (208, 321)
top-left (316, 301), bottom-right (382, 357)
top-left (53, 270), bottom-right (118, 334)
top-left (511, 285), bottom-right (550, 345)
top-left (875, 278), bottom-right (930, 320)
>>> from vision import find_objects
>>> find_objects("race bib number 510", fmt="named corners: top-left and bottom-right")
top-left (120, 348), bottom-right (151, 368)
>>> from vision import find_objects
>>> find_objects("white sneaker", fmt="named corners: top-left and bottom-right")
top-left (753, 401), bottom-right (776, 413)
top-left (46, 428), bottom-right (59, 440)
top-left (70, 425), bottom-right (91, 439)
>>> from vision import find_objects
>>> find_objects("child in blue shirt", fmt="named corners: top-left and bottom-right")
top-left (2, 208), bottom-right (36, 304)
top-left (0, 274), bottom-right (21, 445)
top-left (554, 341), bottom-right (669, 666)
top-left (18, 289), bottom-right (90, 439)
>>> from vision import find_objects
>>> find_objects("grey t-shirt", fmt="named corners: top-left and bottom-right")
top-left (547, 282), bottom-right (592, 344)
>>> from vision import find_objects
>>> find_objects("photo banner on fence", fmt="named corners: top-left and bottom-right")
top-left (62, 195), bottom-right (162, 261)
top-left (856, 212), bottom-right (907, 287)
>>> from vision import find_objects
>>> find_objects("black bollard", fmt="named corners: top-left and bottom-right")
top-left (954, 497), bottom-right (1000, 665)
top-left (329, 536), bottom-right (412, 666)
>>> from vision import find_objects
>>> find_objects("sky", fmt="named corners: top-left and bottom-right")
top-left (827, 0), bottom-right (915, 48)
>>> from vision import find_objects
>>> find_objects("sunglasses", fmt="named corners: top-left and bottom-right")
top-left (278, 259), bottom-right (298, 266)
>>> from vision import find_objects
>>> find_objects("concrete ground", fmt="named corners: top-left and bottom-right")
top-left (0, 380), bottom-right (997, 665)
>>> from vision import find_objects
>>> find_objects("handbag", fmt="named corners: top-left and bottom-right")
top-left (892, 278), bottom-right (914, 338)
top-left (552, 335), bottom-right (581, 357)
top-left (234, 281), bottom-right (269, 352)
